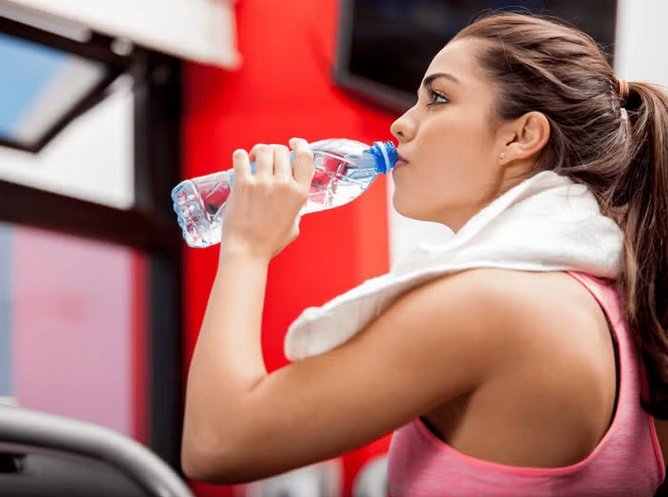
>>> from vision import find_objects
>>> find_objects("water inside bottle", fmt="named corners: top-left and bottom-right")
top-left (304, 150), bottom-right (377, 212)
top-left (172, 178), bottom-right (222, 248)
top-left (172, 149), bottom-right (378, 247)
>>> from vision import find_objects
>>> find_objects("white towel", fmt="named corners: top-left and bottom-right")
top-left (284, 171), bottom-right (624, 361)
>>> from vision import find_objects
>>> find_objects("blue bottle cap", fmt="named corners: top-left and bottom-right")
top-left (368, 141), bottom-right (398, 174)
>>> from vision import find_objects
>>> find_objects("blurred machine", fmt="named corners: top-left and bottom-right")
top-left (0, 402), bottom-right (193, 497)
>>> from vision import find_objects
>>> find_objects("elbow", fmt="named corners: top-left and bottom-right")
top-left (180, 444), bottom-right (213, 483)
top-left (180, 436), bottom-right (252, 485)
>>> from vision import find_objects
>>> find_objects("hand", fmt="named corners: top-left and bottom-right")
top-left (219, 138), bottom-right (315, 260)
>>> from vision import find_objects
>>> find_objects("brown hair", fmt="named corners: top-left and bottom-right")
top-left (454, 12), bottom-right (668, 417)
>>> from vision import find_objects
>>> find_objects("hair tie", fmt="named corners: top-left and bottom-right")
top-left (618, 79), bottom-right (630, 103)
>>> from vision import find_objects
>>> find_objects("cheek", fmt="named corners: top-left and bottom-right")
top-left (421, 116), bottom-right (493, 183)
top-left (392, 112), bottom-right (498, 220)
top-left (447, 114), bottom-right (492, 154)
top-left (410, 119), bottom-right (496, 210)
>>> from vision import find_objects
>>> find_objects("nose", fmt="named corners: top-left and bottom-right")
top-left (390, 108), bottom-right (417, 143)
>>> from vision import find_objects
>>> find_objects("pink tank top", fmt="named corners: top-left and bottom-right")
top-left (387, 272), bottom-right (665, 497)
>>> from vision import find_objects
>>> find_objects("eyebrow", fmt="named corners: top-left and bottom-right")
top-left (419, 72), bottom-right (462, 94)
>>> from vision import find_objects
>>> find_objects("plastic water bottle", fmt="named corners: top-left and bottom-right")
top-left (171, 139), bottom-right (398, 248)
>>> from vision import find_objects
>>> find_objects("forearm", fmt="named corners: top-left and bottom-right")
top-left (182, 248), bottom-right (270, 457)
top-left (181, 140), bottom-right (314, 481)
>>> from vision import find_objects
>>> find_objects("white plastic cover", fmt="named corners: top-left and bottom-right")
top-left (3, 0), bottom-right (241, 68)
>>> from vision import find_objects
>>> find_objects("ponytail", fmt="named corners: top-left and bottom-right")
top-left (611, 82), bottom-right (668, 418)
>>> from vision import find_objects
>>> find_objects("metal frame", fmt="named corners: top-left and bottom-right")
top-left (133, 52), bottom-right (184, 469)
top-left (0, 15), bottom-right (132, 153)
top-left (0, 22), bottom-right (184, 470)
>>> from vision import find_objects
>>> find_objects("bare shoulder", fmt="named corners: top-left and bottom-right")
top-left (367, 268), bottom-right (543, 359)
top-left (405, 267), bottom-right (603, 347)
top-left (405, 268), bottom-right (615, 385)
top-left (367, 267), bottom-right (608, 385)
top-left (437, 268), bottom-right (608, 332)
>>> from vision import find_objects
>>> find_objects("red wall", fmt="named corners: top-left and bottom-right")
top-left (182, 1), bottom-right (396, 495)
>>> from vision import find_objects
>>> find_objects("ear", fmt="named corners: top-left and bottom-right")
top-left (498, 111), bottom-right (550, 165)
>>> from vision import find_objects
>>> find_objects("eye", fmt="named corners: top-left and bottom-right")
top-left (426, 88), bottom-right (449, 107)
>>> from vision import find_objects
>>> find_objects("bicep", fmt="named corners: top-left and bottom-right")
top-left (226, 271), bottom-right (510, 481)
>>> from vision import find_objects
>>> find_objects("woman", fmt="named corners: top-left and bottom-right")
top-left (181, 12), bottom-right (668, 496)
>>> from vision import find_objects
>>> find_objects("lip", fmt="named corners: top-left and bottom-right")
top-left (394, 152), bottom-right (409, 168)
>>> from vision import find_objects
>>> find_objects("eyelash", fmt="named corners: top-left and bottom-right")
top-left (426, 88), bottom-right (449, 107)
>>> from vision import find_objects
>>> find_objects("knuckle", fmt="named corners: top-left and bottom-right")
top-left (254, 176), bottom-right (270, 187)
top-left (284, 180), bottom-right (297, 189)
top-left (253, 143), bottom-right (270, 154)
top-left (295, 149), bottom-right (313, 160)
top-left (292, 186), bottom-right (309, 202)
top-left (273, 180), bottom-right (289, 191)
top-left (237, 175), bottom-right (253, 188)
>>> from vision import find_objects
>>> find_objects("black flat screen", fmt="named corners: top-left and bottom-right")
top-left (334, 1), bottom-right (618, 112)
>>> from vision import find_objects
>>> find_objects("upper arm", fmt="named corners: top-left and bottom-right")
top-left (200, 269), bottom-right (523, 482)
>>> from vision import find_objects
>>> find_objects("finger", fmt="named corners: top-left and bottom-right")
top-left (232, 148), bottom-right (251, 181)
top-left (291, 213), bottom-right (302, 238)
top-left (294, 212), bottom-right (303, 229)
top-left (291, 138), bottom-right (315, 186)
top-left (272, 144), bottom-right (292, 182)
top-left (249, 144), bottom-right (273, 178)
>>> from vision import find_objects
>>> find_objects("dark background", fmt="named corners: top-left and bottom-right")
top-left (336, 0), bottom-right (619, 111)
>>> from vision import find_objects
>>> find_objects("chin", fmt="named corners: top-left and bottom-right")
top-left (392, 196), bottom-right (460, 230)
top-left (391, 195), bottom-right (414, 219)
top-left (391, 198), bottom-right (430, 222)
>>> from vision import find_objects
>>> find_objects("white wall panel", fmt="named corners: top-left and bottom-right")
top-left (4, 0), bottom-right (240, 68)
top-left (615, 0), bottom-right (668, 85)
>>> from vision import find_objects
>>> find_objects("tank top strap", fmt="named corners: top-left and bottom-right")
top-left (566, 271), bottom-right (623, 328)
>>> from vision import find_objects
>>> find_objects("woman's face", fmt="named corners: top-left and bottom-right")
top-left (390, 38), bottom-right (512, 231)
